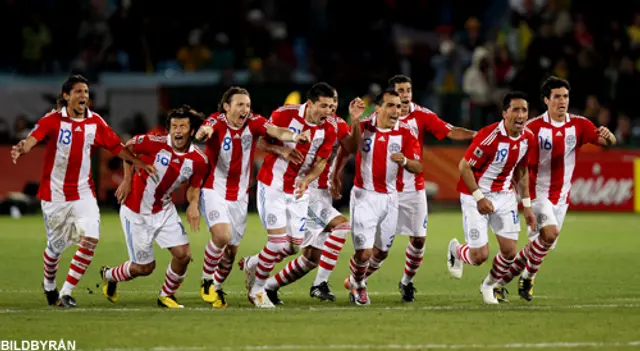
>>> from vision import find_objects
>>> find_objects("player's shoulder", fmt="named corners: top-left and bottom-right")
top-left (398, 121), bottom-right (418, 138)
top-left (524, 114), bottom-right (545, 130)
top-left (189, 144), bottom-right (209, 164)
top-left (324, 115), bottom-right (339, 129)
top-left (38, 109), bottom-right (62, 123)
top-left (88, 110), bottom-right (110, 127)
top-left (411, 103), bottom-right (437, 117)
top-left (569, 113), bottom-right (594, 127)
top-left (274, 104), bottom-right (301, 113)
top-left (138, 133), bottom-right (168, 144)
top-left (475, 123), bottom-right (501, 144)
top-left (248, 112), bottom-right (267, 121)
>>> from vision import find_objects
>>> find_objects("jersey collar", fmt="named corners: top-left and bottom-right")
top-left (61, 107), bottom-right (93, 120)
top-left (543, 111), bottom-right (570, 124)
top-left (167, 136), bottom-right (195, 155)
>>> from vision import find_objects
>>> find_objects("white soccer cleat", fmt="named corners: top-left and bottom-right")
top-left (238, 256), bottom-right (256, 291)
top-left (447, 238), bottom-right (463, 279)
top-left (248, 290), bottom-right (275, 309)
top-left (480, 283), bottom-right (499, 305)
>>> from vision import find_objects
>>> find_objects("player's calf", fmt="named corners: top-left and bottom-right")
top-left (58, 236), bottom-right (99, 307)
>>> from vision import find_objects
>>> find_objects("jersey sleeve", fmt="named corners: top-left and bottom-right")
top-left (316, 126), bottom-right (337, 159)
top-left (401, 128), bottom-right (421, 160)
top-left (578, 117), bottom-right (600, 146)
top-left (202, 115), bottom-right (219, 128)
top-left (463, 128), bottom-right (492, 168)
top-left (28, 113), bottom-right (57, 142)
top-left (248, 114), bottom-right (269, 136)
top-left (421, 111), bottom-right (452, 140)
top-left (95, 119), bottom-right (124, 155)
top-left (189, 156), bottom-right (209, 188)
top-left (130, 134), bottom-right (164, 155)
top-left (268, 109), bottom-right (289, 128)
top-left (337, 119), bottom-right (351, 140)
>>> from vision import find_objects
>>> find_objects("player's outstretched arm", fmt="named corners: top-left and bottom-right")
top-left (459, 158), bottom-right (494, 214)
top-left (514, 164), bottom-right (536, 232)
top-left (294, 157), bottom-right (328, 199)
top-left (447, 126), bottom-right (477, 141)
top-left (117, 147), bottom-right (156, 177)
top-left (11, 136), bottom-right (39, 164)
top-left (330, 146), bottom-right (351, 200)
top-left (115, 159), bottom-right (134, 204)
top-left (265, 125), bottom-right (309, 143)
top-left (347, 98), bottom-right (366, 153)
top-left (185, 186), bottom-right (201, 232)
top-left (597, 126), bottom-right (616, 146)
top-left (257, 136), bottom-right (304, 165)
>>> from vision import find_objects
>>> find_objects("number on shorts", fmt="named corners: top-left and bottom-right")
top-left (156, 154), bottom-right (170, 166)
top-left (299, 217), bottom-right (306, 232)
top-left (362, 138), bottom-right (373, 152)
top-left (539, 136), bottom-right (552, 150)
top-left (58, 129), bottom-right (71, 145)
top-left (222, 136), bottom-right (232, 151)
top-left (510, 210), bottom-right (519, 224)
top-left (494, 148), bottom-right (508, 163)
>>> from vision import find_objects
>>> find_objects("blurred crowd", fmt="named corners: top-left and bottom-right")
top-left (1, 0), bottom-right (640, 145)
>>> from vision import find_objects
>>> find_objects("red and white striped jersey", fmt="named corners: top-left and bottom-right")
top-left (526, 112), bottom-right (600, 205)
top-left (28, 108), bottom-right (124, 202)
top-left (397, 102), bottom-right (452, 192)
top-left (311, 115), bottom-right (351, 189)
top-left (354, 118), bottom-right (421, 193)
top-left (257, 103), bottom-right (337, 194)
top-left (124, 134), bottom-right (208, 214)
top-left (202, 112), bottom-right (269, 201)
top-left (457, 121), bottom-right (532, 195)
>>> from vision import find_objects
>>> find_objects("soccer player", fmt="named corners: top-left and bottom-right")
top-left (194, 87), bottom-right (309, 308)
top-left (10, 75), bottom-right (155, 308)
top-left (382, 74), bottom-right (476, 302)
top-left (259, 90), bottom-right (361, 304)
top-left (238, 82), bottom-right (338, 308)
top-left (495, 77), bottom-right (616, 301)
top-left (344, 89), bottom-right (423, 306)
top-left (446, 91), bottom-right (537, 304)
top-left (100, 105), bottom-right (209, 308)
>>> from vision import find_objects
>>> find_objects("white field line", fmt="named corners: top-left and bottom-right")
top-left (92, 340), bottom-right (640, 351)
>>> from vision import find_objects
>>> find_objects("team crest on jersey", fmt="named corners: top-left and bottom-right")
top-left (53, 238), bottom-right (66, 250)
top-left (469, 228), bottom-right (480, 240)
top-left (473, 147), bottom-right (483, 158)
top-left (565, 134), bottom-right (577, 148)
top-left (136, 250), bottom-right (150, 262)
top-left (85, 133), bottom-right (95, 147)
top-left (320, 208), bottom-right (330, 220)
top-left (209, 210), bottom-right (220, 221)
top-left (180, 167), bottom-right (193, 178)
top-left (312, 138), bottom-right (323, 148)
top-left (354, 234), bottom-right (366, 247)
top-left (389, 142), bottom-right (401, 153)
top-left (267, 213), bottom-right (278, 226)
top-left (241, 134), bottom-right (252, 150)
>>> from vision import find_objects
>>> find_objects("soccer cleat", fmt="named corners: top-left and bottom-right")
top-left (158, 295), bottom-right (184, 309)
top-left (248, 290), bottom-right (275, 309)
top-left (350, 287), bottom-right (371, 306)
top-left (519, 276), bottom-right (535, 301)
top-left (211, 289), bottom-right (228, 309)
top-left (493, 286), bottom-right (509, 303)
top-left (200, 279), bottom-right (216, 303)
top-left (265, 288), bottom-right (283, 305)
top-left (100, 265), bottom-right (118, 303)
top-left (56, 295), bottom-right (77, 308)
top-left (310, 282), bottom-right (336, 301)
top-left (447, 238), bottom-right (463, 279)
top-left (42, 284), bottom-right (59, 306)
top-left (479, 283), bottom-right (499, 305)
top-left (399, 281), bottom-right (417, 303)
top-left (238, 256), bottom-right (256, 291)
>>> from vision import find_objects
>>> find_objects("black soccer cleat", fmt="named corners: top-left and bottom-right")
top-left (265, 288), bottom-right (283, 305)
top-left (399, 282), bottom-right (417, 303)
top-left (310, 282), bottom-right (336, 301)
top-left (42, 284), bottom-right (59, 306)
top-left (519, 276), bottom-right (534, 301)
top-left (56, 295), bottom-right (77, 308)
top-left (494, 286), bottom-right (509, 303)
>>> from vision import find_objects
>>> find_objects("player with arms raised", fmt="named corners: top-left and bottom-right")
top-left (495, 77), bottom-right (616, 301)
top-left (344, 89), bottom-right (423, 305)
top-left (239, 82), bottom-right (338, 308)
top-left (193, 87), bottom-right (308, 308)
top-left (447, 92), bottom-right (536, 304)
top-left (100, 106), bottom-right (208, 308)
top-left (10, 74), bottom-right (154, 308)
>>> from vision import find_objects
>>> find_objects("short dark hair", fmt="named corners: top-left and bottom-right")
top-left (57, 74), bottom-right (89, 107)
top-left (307, 82), bottom-right (335, 103)
top-left (166, 104), bottom-right (205, 132)
top-left (502, 91), bottom-right (529, 111)
top-left (374, 88), bottom-right (400, 106)
top-left (541, 76), bottom-right (571, 100)
top-left (218, 87), bottom-right (250, 113)
top-left (387, 75), bottom-right (412, 89)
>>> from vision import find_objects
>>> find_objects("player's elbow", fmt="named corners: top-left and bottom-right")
top-left (458, 159), bottom-right (470, 174)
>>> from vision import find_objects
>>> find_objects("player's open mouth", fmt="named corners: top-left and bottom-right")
top-left (320, 115), bottom-right (328, 122)
top-left (514, 121), bottom-right (524, 127)
top-left (239, 114), bottom-right (248, 120)
top-left (174, 135), bottom-right (184, 141)
top-left (79, 100), bottom-right (86, 106)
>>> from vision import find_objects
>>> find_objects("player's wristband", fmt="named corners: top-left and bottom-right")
top-left (521, 197), bottom-right (532, 208)
top-left (402, 157), bottom-right (408, 167)
top-left (472, 189), bottom-right (485, 202)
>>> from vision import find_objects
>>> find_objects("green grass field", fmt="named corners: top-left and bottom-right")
top-left (1, 211), bottom-right (639, 351)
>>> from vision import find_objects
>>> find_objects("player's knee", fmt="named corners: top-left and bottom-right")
top-left (80, 236), bottom-right (98, 251)
top-left (303, 247), bottom-right (321, 264)
top-left (224, 245), bottom-right (238, 262)
top-left (289, 244), bottom-right (301, 255)
top-left (470, 247), bottom-right (489, 265)
top-left (499, 248), bottom-right (517, 261)
top-left (211, 224), bottom-right (231, 247)
top-left (409, 236), bottom-right (426, 249)
top-left (134, 262), bottom-right (155, 276)
top-left (372, 248), bottom-right (388, 261)
top-left (540, 226), bottom-right (559, 245)
top-left (354, 249), bottom-right (372, 263)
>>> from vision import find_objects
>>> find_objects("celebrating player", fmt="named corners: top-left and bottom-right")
top-left (194, 87), bottom-right (308, 308)
top-left (495, 77), bottom-right (616, 301)
top-left (260, 89), bottom-right (360, 305)
top-left (344, 89), bottom-right (423, 306)
top-left (100, 106), bottom-right (208, 309)
top-left (238, 82), bottom-right (338, 308)
top-left (379, 75), bottom-right (476, 302)
top-left (447, 92), bottom-right (536, 304)
top-left (10, 75), bottom-right (154, 308)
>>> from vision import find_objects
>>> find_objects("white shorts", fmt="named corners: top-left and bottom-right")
top-left (460, 192), bottom-right (521, 249)
top-left (120, 204), bottom-right (190, 265)
top-left (350, 187), bottom-right (399, 252)
top-left (200, 189), bottom-right (249, 246)
top-left (41, 198), bottom-right (100, 255)
top-left (528, 198), bottom-right (569, 247)
top-left (303, 187), bottom-right (343, 249)
top-left (257, 181), bottom-right (310, 241)
top-left (396, 190), bottom-right (428, 237)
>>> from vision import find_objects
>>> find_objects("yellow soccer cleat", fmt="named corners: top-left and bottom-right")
top-left (210, 289), bottom-right (228, 309)
top-left (99, 265), bottom-right (118, 303)
top-left (200, 279), bottom-right (216, 303)
top-left (157, 295), bottom-right (184, 309)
